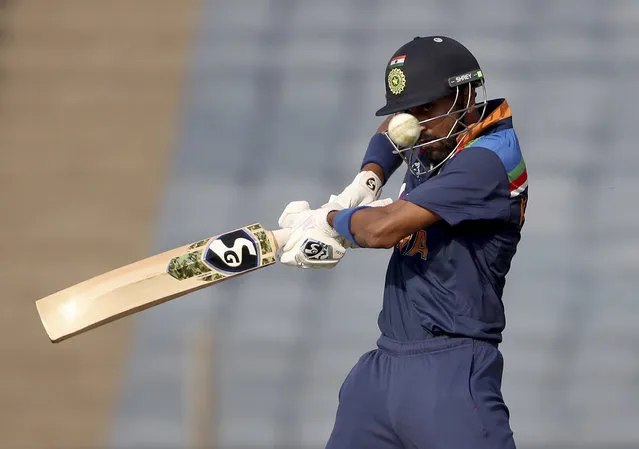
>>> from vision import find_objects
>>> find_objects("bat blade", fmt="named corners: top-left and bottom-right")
top-left (35, 223), bottom-right (279, 343)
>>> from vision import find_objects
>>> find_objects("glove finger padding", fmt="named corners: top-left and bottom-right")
top-left (278, 250), bottom-right (304, 267)
top-left (282, 225), bottom-right (307, 253)
top-left (278, 200), bottom-right (311, 229)
top-left (322, 194), bottom-right (341, 208)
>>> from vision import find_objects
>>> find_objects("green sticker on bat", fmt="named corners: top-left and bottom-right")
top-left (200, 273), bottom-right (225, 282)
top-left (254, 230), bottom-right (273, 255)
top-left (188, 238), bottom-right (211, 250)
top-left (167, 250), bottom-right (212, 280)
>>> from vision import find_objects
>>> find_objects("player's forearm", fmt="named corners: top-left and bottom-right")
top-left (328, 206), bottom-right (397, 249)
top-left (352, 207), bottom-right (398, 248)
top-left (328, 200), bottom-right (441, 249)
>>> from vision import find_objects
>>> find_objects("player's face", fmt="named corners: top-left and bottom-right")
top-left (405, 96), bottom-right (459, 163)
top-left (406, 89), bottom-right (474, 163)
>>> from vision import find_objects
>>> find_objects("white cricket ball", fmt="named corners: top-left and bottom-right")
top-left (387, 113), bottom-right (421, 147)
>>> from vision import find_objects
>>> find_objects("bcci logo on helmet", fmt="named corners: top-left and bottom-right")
top-left (388, 68), bottom-right (406, 95)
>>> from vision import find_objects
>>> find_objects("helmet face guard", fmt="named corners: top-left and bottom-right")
top-left (384, 79), bottom-right (487, 177)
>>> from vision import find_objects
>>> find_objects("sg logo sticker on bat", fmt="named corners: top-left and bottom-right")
top-left (204, 229), bottom-right (260, 273)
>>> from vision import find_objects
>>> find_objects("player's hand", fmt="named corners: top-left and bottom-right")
top-left (276, 198), bottom-right (394, 267)
top-left (278, 206), bottom-right (345, 269)
top-left (278, 197), bottom-right (392, 239)
top-left (325, 170), bottom-right (383, 209)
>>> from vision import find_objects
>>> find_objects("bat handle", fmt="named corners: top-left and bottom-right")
top-left (270, 228), bottom-right (292, 251)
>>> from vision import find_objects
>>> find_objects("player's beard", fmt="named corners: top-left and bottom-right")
top-left (420, 136), bottom-right (458, 164)
top-left (418, 119), bottom-right (467, 165)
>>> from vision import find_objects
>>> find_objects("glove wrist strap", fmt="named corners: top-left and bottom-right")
top-left (333, 206), bottom-right (370, 248)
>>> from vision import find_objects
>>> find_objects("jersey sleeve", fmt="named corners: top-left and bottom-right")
top-left (360, 133), bottom-right (403, 183)
top-left (404, 147), bottom-right (512, 225)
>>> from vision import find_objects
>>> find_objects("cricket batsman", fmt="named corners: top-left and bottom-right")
top-left (277, 35), bottom-right (527, 449)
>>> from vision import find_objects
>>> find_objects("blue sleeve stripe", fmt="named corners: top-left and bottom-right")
top-left (469, 129), bottom-right (522, 173)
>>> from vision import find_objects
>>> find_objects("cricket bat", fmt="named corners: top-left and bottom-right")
top-left (35, 223), bottom-right (290, 343)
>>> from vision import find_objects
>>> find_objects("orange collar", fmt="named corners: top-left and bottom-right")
top-left (456, 99), bottom-right (512, 150)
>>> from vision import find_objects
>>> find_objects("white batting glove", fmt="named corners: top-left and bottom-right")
top-left (276, 198), bottom-right (394, 267)
top-left (279, 207), bottom-right (345, 269)
top-left (324, 170), bottom-right (383, 209)
top-left (278, 200), bottom-right (313, 229)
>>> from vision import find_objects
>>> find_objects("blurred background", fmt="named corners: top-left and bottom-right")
top-left (1, 0), bottom-right (637, 448)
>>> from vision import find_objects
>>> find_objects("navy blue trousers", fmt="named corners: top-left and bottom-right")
top-left (325, 335), bottom-right (516, 449)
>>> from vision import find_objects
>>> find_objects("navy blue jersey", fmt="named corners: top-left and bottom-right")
top-left (378, 99), bottom-right (528, 343)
